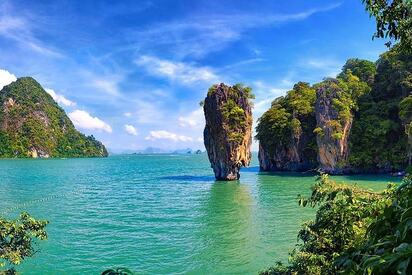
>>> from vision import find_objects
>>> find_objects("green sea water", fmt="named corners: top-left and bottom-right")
top-left (0, 154), bottom-right (400, 274)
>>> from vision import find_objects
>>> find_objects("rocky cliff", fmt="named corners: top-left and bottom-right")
top-left (256, 82), bottom-right (318, 172)
top-left (314, 79), bottom-right (353, 174)
top-left (203, 83), bottom-right (253, 180)
top-left (256, 49), bottom-right (412, 174)
top-left (0, 77), bottom-right (108, 158)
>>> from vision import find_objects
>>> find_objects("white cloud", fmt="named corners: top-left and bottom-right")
top-left (0, 9), bottom-right (63, 58)
top-left (132, 3), bottom-right (342, 58)
top-left (252, 81), bottom-right (288, 115)
top-left (302, 58), bottom-right (342, 77)
top-left (136, 55), bottom-right (219, 85)
top-left (45, 88), bottom-right (76, 107)
top-left (68, 110), bottom-right (112, 133)
top-left (145, 130), bottom-right (193, 142)
top-left (124, 112), bottom-right (132, 117)
top-left (134, 99), bottom-right (164, 124)
top-left (91, 78), bottom-right (121, 96)
top-left (178, 108), bottom-right (204, 128)
top-left (0, 69), bottom-right (16, 90)
top-left (124, 124), bottom-right (138, 136)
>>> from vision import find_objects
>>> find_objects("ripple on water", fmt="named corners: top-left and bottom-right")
top-left (0, 155), bottom-right (400, 274)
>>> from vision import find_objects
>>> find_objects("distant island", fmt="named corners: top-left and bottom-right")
top-left (130, 147), bottom-right (204, 155)
top-left (0, 77), bottom-right (108, 158)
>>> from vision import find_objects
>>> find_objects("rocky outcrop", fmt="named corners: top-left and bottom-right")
top-left (315, 79), bottom-right (352, 174)
top-left (258, 124), bottom-right (316, 171)
top-left (256, 82), bottom-right (318, 172)
top-left (203, 83), bottom-right (253, 180)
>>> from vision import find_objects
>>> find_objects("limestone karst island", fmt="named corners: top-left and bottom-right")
top-left (0, 1), bottom-right (411, 275)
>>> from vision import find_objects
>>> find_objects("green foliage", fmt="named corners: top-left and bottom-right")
top-left (339, 58), bottom-right (376, 85)
top-left (0, 77), bottom-right (108, 158)
top-left (0, 213), bottom-right (48, 274)
top-left (101, 267), bottom-right (134, 275)
top-left (337, 176), bottom-right (412, 274)
top-left (261, 174), bottom-right (412, 275)
top-left (207, 83), bottom-right (253, 143)
top-left (399, 95), bottom-right (412, 123)
top-left (256, 82), bottom-right (317, 163)
top-left (362, 0), bottom-right (412, 50)
top-left (315, 71), bottom-right (370, 142)
top-left (349, 47), bottom-right (411, 170)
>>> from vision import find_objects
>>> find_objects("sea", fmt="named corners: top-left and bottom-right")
top-left (0, 154), bottom-right (400, 274)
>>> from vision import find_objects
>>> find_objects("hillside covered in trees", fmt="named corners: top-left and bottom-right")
top-left (0, 77), bottom-right (108, 158)
top-left (256, 46), bottom-right (412, 174)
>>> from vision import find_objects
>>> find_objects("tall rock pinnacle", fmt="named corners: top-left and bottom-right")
top-left (203, 83), bottom-right (253, 180)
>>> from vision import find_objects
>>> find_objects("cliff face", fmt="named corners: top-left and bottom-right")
top-left (258, 123), bottom-right (316, 171)
top-left (0, 77), bottom-right (108, 158)
top-left (203, 83), bottom-right (253, 180)
top-left (315, 79), bottom-right (352, 174)
top-left (256, 82), bottom-right (318, 172)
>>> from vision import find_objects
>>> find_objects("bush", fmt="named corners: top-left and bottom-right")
top-left (261, 174), bottom-right (412, 274)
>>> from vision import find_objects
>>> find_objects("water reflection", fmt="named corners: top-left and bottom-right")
top-left (193, 181), bottom-right (257, 274)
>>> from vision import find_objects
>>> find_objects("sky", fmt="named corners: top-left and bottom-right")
top-left (0, 0), bottom-right (387, 153)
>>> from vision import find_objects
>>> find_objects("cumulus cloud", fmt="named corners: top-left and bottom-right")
top-left (124, 124), bottom-right (138, 136)
top-left (0, 69), bottom-right (17, 90)
top-left (68, 110), bottom-right (112, 133)
top-left (124, 112), bottom-right (132, 117)
top-left (136, 55), bottom-right (219, 85)
top-left (45, 88), bottom-right (76, 107)
top-left (145, 130), bottom-right (193, 142)
top-left (178, 108), bottom-right (204, 128)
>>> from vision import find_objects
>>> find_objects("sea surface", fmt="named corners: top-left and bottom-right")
top-left (0, 154), bottom-right (400, 274)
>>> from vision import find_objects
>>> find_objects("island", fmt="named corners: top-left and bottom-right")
top-left (0, 77), bottom-right (108, 158)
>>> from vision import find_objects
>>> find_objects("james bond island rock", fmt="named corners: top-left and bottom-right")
top-left (0, 77), bottom-right (108, 158)
top-left (256, 82), bottom-right (318, 171)
top-left (203, 83), bottom-right (253, 180)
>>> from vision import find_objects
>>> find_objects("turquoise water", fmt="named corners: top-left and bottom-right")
top-left (0, 154), bottom-right (400, 274)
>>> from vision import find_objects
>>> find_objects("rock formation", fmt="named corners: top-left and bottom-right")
top-left (258, 128), bottom-right (316, 171)
top-left (0, 77), bottom-right (108, 158)
top-left (256, 82), bottom-right (318, 172)
top-left (203, 83), bottom-right (253, 180)
top-left (314, 79), bottom-right (352, 174)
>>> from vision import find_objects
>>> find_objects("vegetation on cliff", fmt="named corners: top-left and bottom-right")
top-left (203, 83), bottom-right (253, 180)
top-left (0, 77), bottom-right (108, 158)
top-left (256, 82), bottom-right (317, 171)
top-left (257, 47), bottom-right (411, 173)
top-left (348, 47), bottom-right (411, 171)
top-left (0, 212), bottom-right (48, 274)
top-left (261, 174), bottom-right (412, 274)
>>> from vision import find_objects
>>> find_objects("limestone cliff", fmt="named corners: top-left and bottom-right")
top-left (257, 120), bottom-right (317, 171)
top-left (256, 82), bottom-right (318, 171)
top-left (203, 83), bottom-right (253, 180)
top-left (314, 79), bottom-right (352, 174)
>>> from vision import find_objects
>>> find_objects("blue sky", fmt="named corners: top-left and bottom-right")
top-left (0, 0), bottom-right (386, 152)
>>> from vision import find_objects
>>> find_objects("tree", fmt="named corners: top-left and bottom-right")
top-left (0, 213), bottom-right (48, 274)
top-left (261, 175), bottom-right (412, 274)
top-left (362, 0), bottom-right (412, 51)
